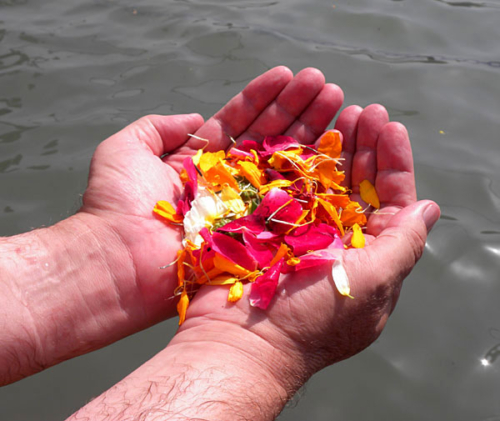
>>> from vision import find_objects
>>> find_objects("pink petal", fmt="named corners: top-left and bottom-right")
top-left (212, 232), bottom-right (257, 271)
top-left (261, 136), bottom-right (301, 157)
top-left (176, 181), bottom-right (196, 216)
top-left (249, 259), bottom-right (283, 309)
top-left (183, 157), bottom-right (199, 183)
top-left (293, 250), bottom-right (336, 271)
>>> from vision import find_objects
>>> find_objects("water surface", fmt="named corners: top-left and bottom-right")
top-left (1, 0), bottom-right (500, 419)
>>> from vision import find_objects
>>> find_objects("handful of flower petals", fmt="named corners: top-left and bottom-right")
top-left (154, 132), bottom-right (375, 325)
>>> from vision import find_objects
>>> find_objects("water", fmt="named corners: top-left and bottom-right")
top-left (1, 0), bottom-right (500, 419)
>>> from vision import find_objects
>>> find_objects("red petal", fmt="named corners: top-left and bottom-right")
top-left (212, 232), bottom-right (257, 271)
top-left (243, 232), bottom-right (274, 268)
top-left (249, 260), bottom-right (283, 309)
top-left (285, 223), bottom-right (337, 256)
top-left (217, 215), bottom-right (266, 235)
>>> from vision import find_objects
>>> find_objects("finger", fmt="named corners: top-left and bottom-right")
top-left (102, 114), bottom-right (205, 157)
top-left (334, 105), bottom-right (363, 188)
top-left (189, 66), bottom-right (294, 151)
top-left (350, 104), bottom-right (389, 202)
top-left (285, 83), bottom-right (344, 145)
top-left (368, 122), bottom-right (417, 236)
top-left (347, 200), bottom-right (440, 299)
top-left (236, 67), bottom-right (326, 142)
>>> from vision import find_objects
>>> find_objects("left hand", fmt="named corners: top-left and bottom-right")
top-left (81, 66), bottom-right (343, 324)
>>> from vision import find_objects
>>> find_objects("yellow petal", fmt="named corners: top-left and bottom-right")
top-left (228, 281), bottom-right (244, 302)
top-left (192, 148), bottom-right (204, 166)
top-left (220, 186), bottom-right (246, 214)
top-left (259, 179), bottom-right (294, 194)
top-left (318, 131), bottom-right (342, 159)
top-left (209, 274), bottom-right (240, 285)
top-left (199, 151), bottom-right (225, 173)
top-left (153, 200), bottom-right (183, 223)
top-left (351, 223), bottom-right (365, 248)
top-left (177, 290), bottom-right (189, 325)
top-left (360, 179), bottom-right (380, 209)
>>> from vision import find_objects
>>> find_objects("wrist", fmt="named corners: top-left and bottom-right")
top-left (172, 317), bottom-right (313, 413)
top-left (0, 212), bottom-right (139, 384)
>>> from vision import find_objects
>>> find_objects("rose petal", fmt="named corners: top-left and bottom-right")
top-left (249, 259), bottom-right (283, 309)
top-left (243, 231), bottom-right (274, 268)
top-left (217, 215), bottom-right (266, 235)
top-left (284, 223), bottom-right (337, 256)
top-left (212, 232), bottom-right (257, 271)
top-left (261, 135), bottom-right (301, 157)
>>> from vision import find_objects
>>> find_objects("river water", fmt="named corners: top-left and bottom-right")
top-left (1, 0), bottom-right (500, 420)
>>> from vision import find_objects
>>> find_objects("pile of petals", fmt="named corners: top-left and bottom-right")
top-left (154, 132), bottom-right (376, 325)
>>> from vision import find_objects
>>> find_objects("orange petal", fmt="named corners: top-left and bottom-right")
top-left (177, 290), bottom-right (189, 325)
top-left (360, 179), bottom-right (380, 209)
top-left (318, 131), bottom-right (342, 159)
top-left (317, 198), bottom-right (344, 236)
top-left (213, 253), bottom-right (252, 277)
top-left (340, 202), bottom-right (367, 227)
top-left (238, 161), bottom-right (266, 189)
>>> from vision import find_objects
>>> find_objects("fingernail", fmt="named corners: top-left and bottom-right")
top-left (422, 202), bottom-right (440, 232)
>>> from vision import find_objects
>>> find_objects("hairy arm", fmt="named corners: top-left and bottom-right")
top-left (67, 322), bottom-right (301, 421)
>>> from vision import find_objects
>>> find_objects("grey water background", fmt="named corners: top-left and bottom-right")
top-left (1, 0), bottom-right (500, 419)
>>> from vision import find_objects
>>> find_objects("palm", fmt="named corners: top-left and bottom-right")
top-left (184, 102), bottom-right (427, 369)
top-left (81, 67), bottom-right (344, 319)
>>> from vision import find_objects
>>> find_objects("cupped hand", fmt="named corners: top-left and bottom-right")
top-left (179, 104), bottom-right (440, 382)
top-left (80, 66), bottom-right (343, 323)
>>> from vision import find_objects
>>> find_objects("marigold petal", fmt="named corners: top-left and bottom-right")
top-left (228, 281), bottom-right (244, 302)
top-left (154, 201), bottom-right (183, 223)
top-left (351, 223), bottom-right (365, 248)
top-left (360, 179), bottom-right (380, 209)
top-left (317, 198), bottom-right (344, 235)
top-left (238, 161), bottom-right (266, 189)
top-left (318, 131), bottom-right (342, 159)
top-left (177, 290), bottom-right (189, 325)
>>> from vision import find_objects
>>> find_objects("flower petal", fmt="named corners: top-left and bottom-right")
top-left (284, 223), bottom-right (337, 256)
top-left (331, 258), bottom-right (354, 298)
top-left (228, 281), bottom-right (244, 302)
top-left (351, 223), bottom-right (365, 248)
top-left (212, 232), bottom-right (258, 271)
top-left (249, 260), bottom-right (283, 309)
top-left (154, 200), bottom-right (183, 223)
top-left (177, 290), bottom-right (189, 325)
top-left (317, 131), bottom-right (342, 159)
top-left (360, 179), bottom-right (380, 209)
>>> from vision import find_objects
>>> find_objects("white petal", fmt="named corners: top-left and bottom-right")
top-left (331, 258), bottom-right (354, 299)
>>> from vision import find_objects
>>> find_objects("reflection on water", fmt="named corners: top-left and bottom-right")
top-left (1, 0), bottom-right (500, 420)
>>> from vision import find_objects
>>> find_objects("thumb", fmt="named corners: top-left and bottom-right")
top-left (348, 200), bottom-right (440, 295)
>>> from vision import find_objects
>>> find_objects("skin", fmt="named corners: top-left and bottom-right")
top-left (0, 66), bottom-right (440, 420)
